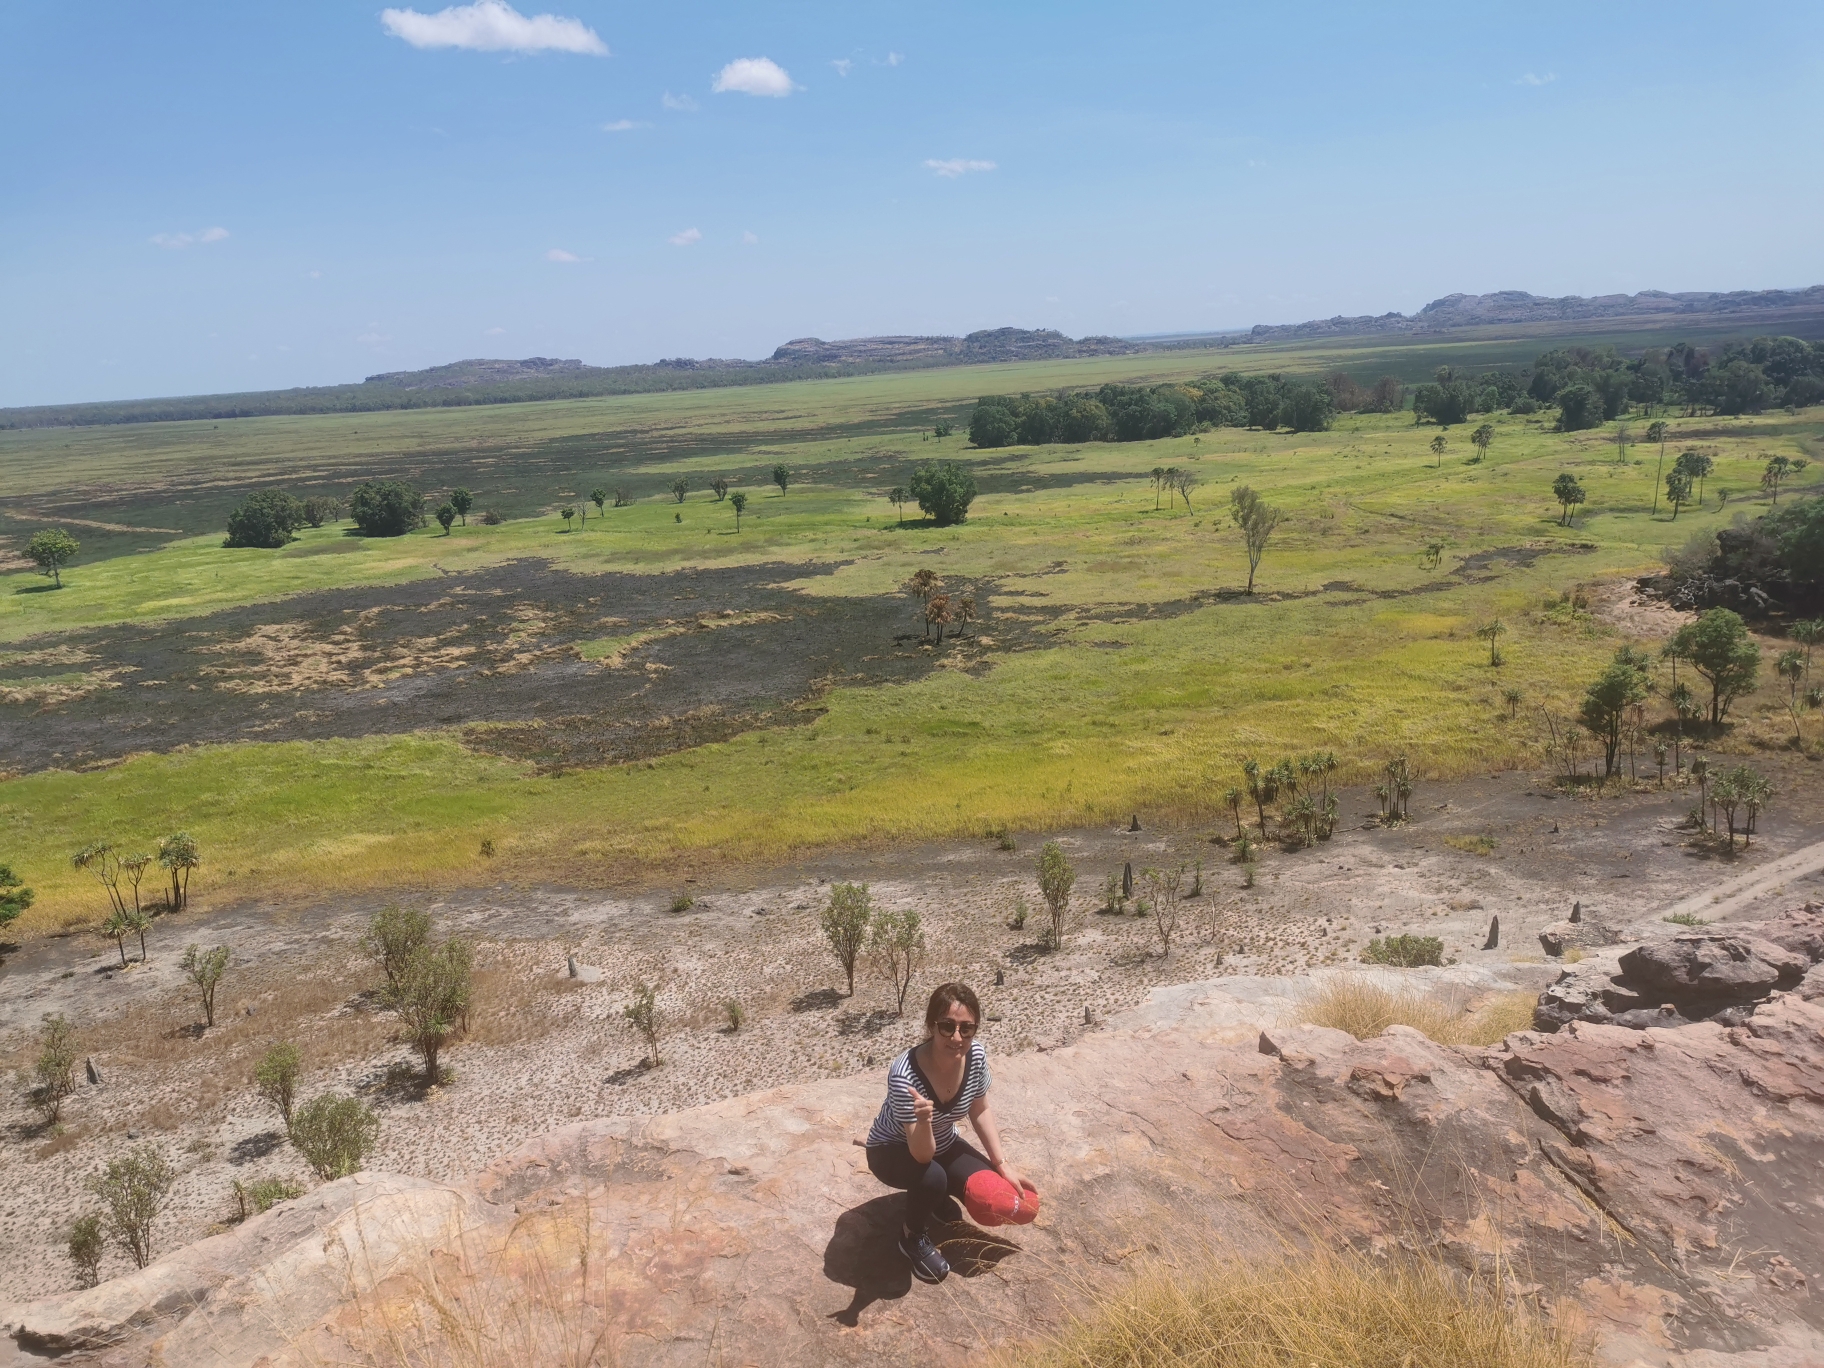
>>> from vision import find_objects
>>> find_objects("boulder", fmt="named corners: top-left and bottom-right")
top-left (1617, 931), bottom-right (1807, 1005)
top-left (1538, 917), bottom-right (1624, 958)
top-left (1753, 903), bottom-right (1824, 965)
top-left (1533, 952), bottom-right (1650, 1031)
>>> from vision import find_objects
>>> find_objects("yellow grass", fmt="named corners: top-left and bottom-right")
top-left (1009, 1243), bottom-right (1589, 1368)
top-left (1298, 979), bottom-right (1538, 1048)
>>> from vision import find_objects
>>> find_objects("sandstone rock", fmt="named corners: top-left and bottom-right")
top-left (1754, 903), bottom-right (1824, 965)
top-left (1617, 931), bottom-right (1807, 1005)
top-left (1798, 963), bottom-right (1824, 1003)
top-left (12, 979), bottom-right (1824, 1368)
top-left (1538, 918), bottom-right (1624, 958)
top-left (1610, 1003), bottom-right (1692, 1030)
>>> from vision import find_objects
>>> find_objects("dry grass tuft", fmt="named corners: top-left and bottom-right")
top-left (1009, 1244), bottom-right (1589, 1368)
top-left (1457, 989), bottom-right (1540, 1047)
top-left (1299, 978), bottom-right (1467, 1044)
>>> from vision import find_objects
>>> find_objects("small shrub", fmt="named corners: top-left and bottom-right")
top-left (30, 1013), bottom-right (80, 1125)
top-left (235, 1175), bottom-right (305, 1220)
top-left (67, 1213), bottom-right (105, 1288)
top-left (478, 509), bottom-right (504, 526)
top-left (384, 936), bottom-right (473, 1083)
top-left (290, 1093), bottom-right (380, 1180)
top-left (479, 838), bottom-right (496, 857)
top-left (1036, 841), bottom-right (1077, 951)
top-left (1361, 935), bottom-right (1444, 967)
top-left (623, 983), bottom-right (662, 1066)
top-left (996, 829), bottom-right (1017, 852)
top-left (1563, 945), bottom-right (1585, 964)
top-left (1241, 860), bottom-right (1258, 888)
top-left (1444, 834), bottom-right (1497, 856)
top-left (1664, 911), bottom-right (1709, 927)
top-left (819, 883), bottom-right (873, 995)
top-left (870, 908), bottom-right (927, 1016)
top-left (255, 1042), bottom-right (302, 1133)
top-left (722, 999), bottom-right (744, 1033)
top-left (362, 904), bottom-right (431, 995)
top-left (1009, 898), bottom-right (1029, 931)
top-left (87, 1146), bottom-right (176, 1269)
top-left (669, 893), bottom-right (695, 913)
top-left (179, 944), bottom-right (230, 1027)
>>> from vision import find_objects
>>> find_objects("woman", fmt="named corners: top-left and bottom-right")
top-left (864, 981), bottom-right (1035, 1284)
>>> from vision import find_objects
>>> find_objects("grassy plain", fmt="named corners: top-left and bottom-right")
top-left (3, 333), bottom-right (1820, 932)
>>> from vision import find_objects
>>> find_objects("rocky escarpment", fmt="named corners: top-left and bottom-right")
top-left (8, 952), bottom-right (1823, 1368)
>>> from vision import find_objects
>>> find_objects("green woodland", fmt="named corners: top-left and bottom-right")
top-left (2, 328), bottom-right (1820, 931)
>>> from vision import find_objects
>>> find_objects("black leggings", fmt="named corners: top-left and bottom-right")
top-left (866, 1138), bottom-right (996, 1236)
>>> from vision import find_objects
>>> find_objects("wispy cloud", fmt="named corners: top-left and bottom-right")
top-left (546, 247), bottom-right (582, 262)
top-left (357, 326), bottom-right (392, 346)
top-left (712, 56), bottom-right (794, 97)
top-left (884, 51), bottom-right (903, 66)
top-left (741, 230), bottom-right (759, 245)
top-left (380, 1), bottom-right (607, 55)
top-left (661, 90), bottom-right (698, 112)
top-left (1515, 71), bottom-right (1555, 86)
top-left (151, 226), bottom-right (229, 249)
top-left (668, 227), bottom-right (702, 247)
top-left (601, 118), bottom-right (649, 132)
top-left (831, 58), bottom-right (853, 76)
top-left (924, 158), bottom-right (995, 178)
top-left (485, 326), bottom-right (506, 335)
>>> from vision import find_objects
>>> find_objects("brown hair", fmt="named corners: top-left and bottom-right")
top-left (924, 982), bottom-right (980, 1036)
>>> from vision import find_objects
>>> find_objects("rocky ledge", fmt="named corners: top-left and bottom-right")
top-left (6, 939), bottom-right (1823, 1368)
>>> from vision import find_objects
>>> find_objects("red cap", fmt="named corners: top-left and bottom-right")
top-left (964, 1170), bottom-right (1040, 1226)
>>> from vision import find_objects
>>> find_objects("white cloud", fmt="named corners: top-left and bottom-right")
top-left (884, 51), bottom-right (903, 66)
top-left (150, 226), bottom-right (229, 249)
top-left (661, 90), bottom-right (699, 111)
top-left (307, 270), bottom-right (322, 279)
top-left (546, 247), bottom-right (582, 262)
top-left (357, 327), bottom-right (392, 345)
top-left (741, 230), bottom-right (759, 245)
top-left (1516, 71), bottom-right (1556, 86)
top-left (602, 118), bottom-right (649, 132)
top-left (924, 158), bottom-right (995, 178)
top-left (712, 56), bottom-right (794, 97)
top-left (485, 326), bottom-right (506, 335)
top-left (831, 58), bottom-right (852, 76)
top-left (668, 227), bottom-right (702, 247)
top-left (380, 1), bottom-right (607, 55)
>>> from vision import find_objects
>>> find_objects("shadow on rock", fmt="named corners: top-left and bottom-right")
top-left (823, 1195), bottom-right (913, 1326)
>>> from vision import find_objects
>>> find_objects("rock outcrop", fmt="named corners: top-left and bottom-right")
top-left (8, 969), bottom-right (1824, 1368)
top-left (1536, 909), bottom-right (1824, 1031)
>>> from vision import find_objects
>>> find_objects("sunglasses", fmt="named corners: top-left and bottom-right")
top-left (933, 1019), bottom-right (978, 1038)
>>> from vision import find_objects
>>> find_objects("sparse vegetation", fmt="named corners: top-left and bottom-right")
top-left (1036, 841), bottom-right (1077, 950)
top-left (869, 907), bottom-right (927, 1015)
top-left (1361, 934), bottom-right (1443, 967)
top-left (26, 528), bottom-right (79, 587)
top-left (87, 1146), bottom-right (176, 1269)
top-left (290, 1093), bottom-right (380, 1180)
top-left (66, 1213), bottom-right (105, 1288)
top-left (362, 904), bottom-right (431, 996)
top-left (383, 933), bottom-right (474, 1083)
top-left (819, 882), bottom-right (873, 995)
top-left (179, 944), bottom-right (230, 1027)
top-left (623, 982), bottom-right (662, 1066)
top-left (29, 1013), bottom-right (80, 1125)
top-left (255, 1042), bottom-right (303, 1133)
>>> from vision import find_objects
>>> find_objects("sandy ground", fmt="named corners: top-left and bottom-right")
top-left (4, 761), bottom-right (1824, 1304)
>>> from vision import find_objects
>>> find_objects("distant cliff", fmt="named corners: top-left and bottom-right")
top-left (1246, 285), bottom-right (1824, 342)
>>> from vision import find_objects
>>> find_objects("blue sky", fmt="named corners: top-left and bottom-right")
top-left (4, 1), bottom-right (1822, 406)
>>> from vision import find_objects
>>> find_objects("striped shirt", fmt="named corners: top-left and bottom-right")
top-left (865, 1040), bottom-right (991, 1153)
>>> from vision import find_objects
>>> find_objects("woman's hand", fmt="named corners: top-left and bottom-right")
top-left (906, 1084), bottom-right (934, 1125)
top-left (996, 1160), bottom-right (1034, 1193)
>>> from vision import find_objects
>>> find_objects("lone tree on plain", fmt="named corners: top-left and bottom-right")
top-left (730, 491), bottom-right (748, 529)
top-left (383, 935), bottom-right (472, 1084)
top-left (1777, 649), bottom-right (1810, 747)
top-left (669, 475), bottom-right (691, 504)
top-left (1674, 450), bottom-right (1713, 506)
top-left (88, 1147), bottom-right (176, 1269)
top-left (772, 463), bottom-right (791, 496)
top-left (1669, 608), bottom-right (1760, 725)
top-left (27, 528), bottom-right (79, 588)
top-left (560, 505), bottom-right (576, 531)
top-left (1475, 619), bottom-right (1507, 666)
top-left (1036, 840), bottom-right (1077, 951)
top-left (1142, 865), bottom-right (1185, 957)
top-left (1579, 647), bottom-right (1652, 777)
top-left (31, 1013), bottom-right (79, 1125)
top-left (819, 882), bottom-right (873, 996)
top-left (1552, 473), bottom-right (1586, 526)
top-left (179, 945), bottom-right (230, 1027)
top-left (909, 459), bottom-right (977, 525)
top-left (255, 1042), bottom-right (302, 1133)
top-left (1665, 469), bottom-right (1693, 519)
top-left (224, 491), bottom-right (307, 548)
top-left (870, 908), bottom-right (926, 1016)
top-left (1762, 455), bottom-right (1809, 504)
top-left (1228, 486), bottom-right (1283, 594)
top-left (1470, 423), bottom-right (1494, 462)
top-left (435, 502), bottom-right (457, 535)
top-left (888, 485), bottom-right (908, 525)
top-left (290, 1094), bottom-right (379, 1180)
top-left (590, 488), bottom-right (608, 519)
top-left (1646, 421), bottom-right (1669, 513)
top-left (1172, 468), bottom-right (1198, 509)
top-left (157, 832), bottom-right (199, 911)
top-left (711, 477), bottom-right (729, 502)
top-left (1430, 433), bottom-right (1448, 468)
top-left (450, 487), bottom-right (474, 525)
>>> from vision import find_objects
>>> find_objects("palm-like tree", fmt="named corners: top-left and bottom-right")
top-left (1470, 424), bottom-right (1494, 462)
top-left (1476, 619), bottom-right (1507, 666)
top-left (1430, 434), bottom-right (1448, 468)
top-left (1645, 421), bottom-right (1668, 514)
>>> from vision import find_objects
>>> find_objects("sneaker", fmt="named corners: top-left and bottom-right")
top-left (898, 1229), bottom-right (951, 1284)
top-left (932, 1195), bottom-right (963, 1225)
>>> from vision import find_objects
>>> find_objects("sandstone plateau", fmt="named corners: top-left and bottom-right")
top-left (5, 948), bottom-right (1823, 1368)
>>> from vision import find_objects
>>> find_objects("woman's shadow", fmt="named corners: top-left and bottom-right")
top-left (822, 1195), bottom-right (1022, 1327)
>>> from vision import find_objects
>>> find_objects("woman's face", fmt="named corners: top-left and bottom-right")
top-left (931, 1001), bottom-right (979, 1060)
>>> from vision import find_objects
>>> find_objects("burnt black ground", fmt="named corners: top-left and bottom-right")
top-left (0, 560), bottom-right (1068, 774)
